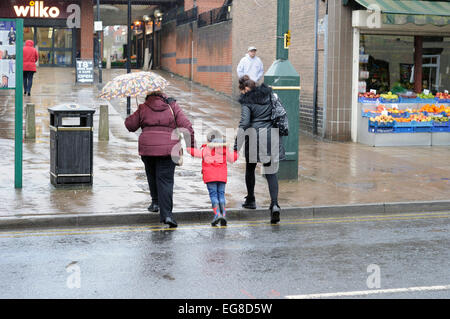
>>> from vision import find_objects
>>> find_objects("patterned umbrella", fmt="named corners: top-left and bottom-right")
top-left (99, 71), bottom-right (169, 100)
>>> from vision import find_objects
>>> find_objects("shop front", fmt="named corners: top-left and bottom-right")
top-left (0, 0), bottom-right (81, 67)
top-left (351, 0), bottom-right (450, 146)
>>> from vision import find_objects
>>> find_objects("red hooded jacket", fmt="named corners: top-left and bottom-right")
top-left (188, 142), bottom-right (238, 183)
top-left (125, 94), bottom-right (195, 157)
top-left (23, 40), bottom-right (38, 72)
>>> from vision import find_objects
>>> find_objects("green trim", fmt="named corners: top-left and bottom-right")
top-left (354, 0), bottom-right (450, 17)
top-left (14, 19), bottom-right (23, 189)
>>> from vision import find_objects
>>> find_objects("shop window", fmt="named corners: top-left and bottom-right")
top-left (360, 35), bottom-right (450, 94)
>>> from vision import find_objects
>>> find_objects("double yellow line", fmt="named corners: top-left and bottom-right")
top-left (0, 211), bottom-right (448, 239)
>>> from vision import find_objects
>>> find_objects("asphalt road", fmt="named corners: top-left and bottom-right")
top-left (0, 211), bottom-right (449, 299)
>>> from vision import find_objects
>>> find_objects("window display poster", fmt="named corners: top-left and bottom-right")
top-left (0, 20), bottom-right (16, 89)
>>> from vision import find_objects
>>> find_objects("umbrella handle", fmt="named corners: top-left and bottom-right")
top-left (136, 96), bottom-right (139, 108)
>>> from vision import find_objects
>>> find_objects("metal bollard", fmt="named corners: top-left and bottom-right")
top-left (98, 104), bottom-right (109, 141)
top-left (25, 103), bottom-right (35, 140)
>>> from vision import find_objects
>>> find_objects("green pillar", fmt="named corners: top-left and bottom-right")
top-left (15, 19), bottom-right (24, 189)
top-left (264, 0), bottom-right (300, 180)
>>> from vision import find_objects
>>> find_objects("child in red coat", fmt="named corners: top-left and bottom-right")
top-left (187, 130), bottom-right (238, 226)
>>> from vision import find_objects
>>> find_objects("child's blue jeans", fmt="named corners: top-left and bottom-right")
top-left (206, 182), bottom-right (226, 208)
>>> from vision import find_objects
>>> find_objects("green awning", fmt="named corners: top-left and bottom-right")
top-left (354, 0), bottom-right (450, 26)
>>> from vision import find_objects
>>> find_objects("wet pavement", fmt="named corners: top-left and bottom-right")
top-left (1, 68), bottom-right (450, 218)
top-left (0, 212), bottom-right (449, 298)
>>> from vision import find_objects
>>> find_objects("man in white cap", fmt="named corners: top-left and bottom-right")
top-left (237, 46), bottom-right (264, 83)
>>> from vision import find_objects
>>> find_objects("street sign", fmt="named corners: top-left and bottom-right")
top-left (94, 20), bottom-right (103, 32)
top-left (76, 59), bottom-right (94, 83)
top-left (284, 30), bottom-right (291, 49)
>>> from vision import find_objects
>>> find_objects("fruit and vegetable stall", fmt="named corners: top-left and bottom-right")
top-left (357, 91), bottom-right (450, 146)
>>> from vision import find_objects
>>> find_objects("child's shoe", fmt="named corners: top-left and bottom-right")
top-left (211, 206), bottom-right (221, 227)
top-left (219, 214), bottom-right (227, 227)
top-left (219, 204), bottom-right (227, 226)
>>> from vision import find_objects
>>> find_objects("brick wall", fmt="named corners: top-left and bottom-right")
top-left (161, 21), bottom-right (177, 72)
top-left (160, 5), bottom-right (232, 96)
top-left (175, 23), bottom-right (194, 79)
top-left (184, 0), bottom-right (226, 14)
top-left (195, 20), bottom-right (232, 95)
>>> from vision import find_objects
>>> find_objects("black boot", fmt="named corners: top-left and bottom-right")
top-left (147, 201), bottom-right (159, 212)
top-left (270, 201), bottom-right (280, 224)
top-left (211, 206), bottom-right (221, 227)
top-left (242, 195), bottom-right (256, 209)
top-left (164, 217), bottom-right (178, 228)
top-left (219, 203), bottom-right (227, 227)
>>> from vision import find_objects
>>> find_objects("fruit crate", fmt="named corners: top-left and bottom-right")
top-left (432, 121), bottom-right (450, 127)
top-left (393, 121), bottom-right (413, 133)
top-left (358, 97), bottom-right (379, 103)
top-left (432, 126), bottom-right (450, 132)
top-left (434, 97), bottom-right (450, 103)
top-left (398, 97), bottom-right (422, 103)
top-left (388, 112), bottom-right (405, 118)
top-left (394, 127), bottom-right (414, 133)
top-left (368, 121), bottom-right (394, 133)
top-left (417, 98), bottom-right (436, 104)
top-left (361, 110), bottom-right (378, 117)
top-left (432, 121), bottom-right (449, 132)
top-left (412, 121), bottom-right (433, 132)
top-left (394, 121), bottom-right (413, 127)
top-left (411, 121), bottom-right (433, 127)
top-left (379, 97), bottom-right (399, 103)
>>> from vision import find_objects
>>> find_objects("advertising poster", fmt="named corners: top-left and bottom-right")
top-left (0, 20), bottom-right (16, 89)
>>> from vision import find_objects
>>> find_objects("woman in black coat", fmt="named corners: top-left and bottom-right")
top-left (234, 76), bottom-right (285, 224)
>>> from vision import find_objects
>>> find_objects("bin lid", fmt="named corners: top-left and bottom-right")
top-left (48, 103), bottom-right (95, 114)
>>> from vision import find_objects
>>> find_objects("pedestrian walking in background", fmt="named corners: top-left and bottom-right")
top-left (187, 130), bottom-right (238, 227)
top-left (23, 40), bottom-right (38, 96)
top-left (8, 27), bottom-right (16, 45)
top-left (125, 91), bottom-right (196, 228)
top-left (237, 46), bottom-right (264, 83)
top-left (234, 76), bottom-right (285, 224)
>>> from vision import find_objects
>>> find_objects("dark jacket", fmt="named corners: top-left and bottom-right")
top-left (235, 84), bottom-right (285, 163)
top-left (125, 94), bottom-right (195, 157)
top-left (23, 40), bottom-right (38, 72)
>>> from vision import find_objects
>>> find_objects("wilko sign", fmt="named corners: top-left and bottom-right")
top-left (14, 1), bottom-right (60, 18)
top-left (0, 1), bottom-right (74, 20)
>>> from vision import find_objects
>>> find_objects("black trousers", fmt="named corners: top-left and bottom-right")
top-left (23, 71), bottom-right (34, 93)
top-left (141, 156), bottom-right (176, 222)
top-left (245, 162), bottom-right (279, 204)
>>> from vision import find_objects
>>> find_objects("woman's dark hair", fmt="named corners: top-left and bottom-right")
top-left (207, 129), bottom-right (225, 143)
top-left (238, 75), bottom-right (256, 92)
top-left (145, 91), bottom-right (165, 101)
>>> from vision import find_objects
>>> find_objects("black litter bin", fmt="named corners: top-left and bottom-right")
top-left (49, 104), bottom-right (95, 186)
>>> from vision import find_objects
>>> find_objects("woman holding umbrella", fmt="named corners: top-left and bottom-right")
top-left (101, 72), bottom-right (195, 228)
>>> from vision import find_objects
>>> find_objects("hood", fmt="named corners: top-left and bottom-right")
top-left (204, 142), bottom-right (227, 149)
top-left (144, 94), bottom-right (170, 112)
top-left (25, 40), bottom-right (34, 47)
top-left (239, 83), bottom-right (272, 105)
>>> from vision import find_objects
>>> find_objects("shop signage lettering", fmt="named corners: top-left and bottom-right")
top-left (14, 1), bottom-right (60, 18)
top-left (76, 59), bottom-right (93, 83)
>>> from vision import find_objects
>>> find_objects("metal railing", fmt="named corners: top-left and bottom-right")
top-left (198, 5), bottom-right (232, 28)
top-left (162, 7), bottom-right (177, 25)
top-left (176, 7), bottom-right (198, 26)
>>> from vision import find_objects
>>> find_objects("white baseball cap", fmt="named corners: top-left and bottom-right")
top-left (247, 46), bottom-right (257, 52)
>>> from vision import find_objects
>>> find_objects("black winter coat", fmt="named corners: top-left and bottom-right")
top-left (235, 84), bottom-right (286, 163)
